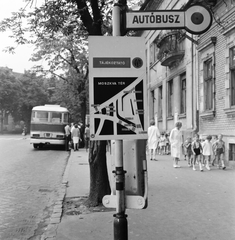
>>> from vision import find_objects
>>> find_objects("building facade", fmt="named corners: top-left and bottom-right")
top-left (197, 0), bottom-right (235, 163)
top-left (143, 0), bottom-right (197, 137)
top-left (142, 0), bottom-right (235, 164)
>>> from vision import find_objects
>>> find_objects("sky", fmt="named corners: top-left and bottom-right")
top-left (0, 0), bottom-right (41, 73)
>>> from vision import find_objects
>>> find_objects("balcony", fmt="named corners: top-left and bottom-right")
top-left (157, 31), bottom-right (185, 68)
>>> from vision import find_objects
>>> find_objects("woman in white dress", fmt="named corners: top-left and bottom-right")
top-left (169, 121), bottom-right (183, 168)
top-left (71, 124), bottom-right (80, 151)
top-left (148, 120), bottom-right (160, 161)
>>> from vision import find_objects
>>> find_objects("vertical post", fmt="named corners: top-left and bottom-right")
top-left (112, 4), bottom-right (128, 240)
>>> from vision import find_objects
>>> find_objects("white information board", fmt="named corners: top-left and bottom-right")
top-left (89, 36), bottom-right (148, 140)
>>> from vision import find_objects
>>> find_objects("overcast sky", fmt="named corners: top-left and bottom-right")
top-left (0, 0), bottom-right (40, 73)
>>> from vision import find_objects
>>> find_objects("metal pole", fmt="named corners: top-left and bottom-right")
top-left (112, 4), bottom-right (128, 240)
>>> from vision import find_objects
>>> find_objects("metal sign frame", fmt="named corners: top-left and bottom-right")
top-left (125, 4), bottom-right (213, 35)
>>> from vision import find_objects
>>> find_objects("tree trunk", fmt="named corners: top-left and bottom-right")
top-left (85, 140), bottom-right (111, 207)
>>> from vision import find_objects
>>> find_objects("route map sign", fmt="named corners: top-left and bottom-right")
top-left (89, 36), bottom-right (148, 140)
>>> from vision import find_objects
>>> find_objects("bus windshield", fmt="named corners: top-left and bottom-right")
top-left (31, 111), bottom-right (69, 123)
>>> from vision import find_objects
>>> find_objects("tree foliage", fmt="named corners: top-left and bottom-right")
top-left (0, 68), bottom-right (21, 115)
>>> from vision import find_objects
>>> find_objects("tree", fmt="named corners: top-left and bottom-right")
top-left (0, 68), bottom-right (21, 132)
top-left (16, 71), bottom-right (50, 128)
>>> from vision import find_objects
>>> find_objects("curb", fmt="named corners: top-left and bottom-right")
top-left (40, 151), bottom-right (72, 240)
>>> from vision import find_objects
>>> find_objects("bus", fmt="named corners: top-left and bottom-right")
top-left (30, 105), bottom-right (70, 149)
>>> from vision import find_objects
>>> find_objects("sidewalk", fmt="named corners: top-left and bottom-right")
top-left (55, 149), bottom-right (235, 240)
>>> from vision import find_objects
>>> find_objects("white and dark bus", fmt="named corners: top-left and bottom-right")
top-left (30, 105), bottom-right (70, 149)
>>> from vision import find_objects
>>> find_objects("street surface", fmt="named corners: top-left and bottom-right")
top-left (0, 134), bottom-right (69, 240)
top-left (56, 151), bottom-right (235, 240)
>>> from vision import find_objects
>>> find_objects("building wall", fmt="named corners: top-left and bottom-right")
top-left (197, 0), bottom-right (235, 164)
top-left (143, 0), bottom-right (196, 139)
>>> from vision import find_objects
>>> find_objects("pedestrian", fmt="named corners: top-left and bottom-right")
top-left (159, 132), bottom-right (166, 155)
top-left (64, 123), bottom-right (71, 151)
top-left (200, 138), bottom-right (206, 166)
top-left (212, 134), bottom-right (226, 170)
top-left (71, 124), bottom-right (81, 151)
top-left (191, 133), bottom-right (203, 171)
top-left (84, 124), bottom-right (90, 152)
top-left (147, 119), bottom-right (160, 161)
top-left (201, 135), bottom-right (213, 170)
top-left (165, 132), bottom-right (170, 155)
top-left (71, 122), bottom-right (75, 133)
top-left (211, 135), bottom-right (218, 166)
top-left (169, 121), bottom-right (183, 168)
top-left (183, 137), bottom-right (193, 167)
top-left (22, 125), bottom-right (27, 136)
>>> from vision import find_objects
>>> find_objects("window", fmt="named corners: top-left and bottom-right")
top-left (150, 42), bottom-right (158, 66)
top-left (168, 80), bottom-right (173, 117)
top-left (34, 111), bottom-right (49, 122)
top-left (204, 58), bottom-right (213, 110)
top-left (158, 86), bottom-right (163, 119)
top-left (64, 113), bottom-right (69, 123)
top-left (151, 90), bottom-right (155, 118)
top-left (51, 112), bottom-right (62, 123)
top-left (229, 144), bottom-right (235, 161)
top-left (230, 47), bottom-right (235, 106)
top-left (180, 73), bottom-right (186, 114)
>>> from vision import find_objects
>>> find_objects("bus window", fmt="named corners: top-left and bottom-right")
top-left (31, 111), bottom-right (36, 121)
top-left (51, 112), bottom-right (62, 123)
top-left (36, 111), bottom-right (48, 122)
top-left (63, 113), bottom-right (69, 123)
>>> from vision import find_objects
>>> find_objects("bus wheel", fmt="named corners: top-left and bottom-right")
top-left (33, 144), bottom-right (38, 149)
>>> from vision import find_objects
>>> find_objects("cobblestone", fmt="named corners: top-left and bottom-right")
top-left (0, 135), bottom-right (69, 240)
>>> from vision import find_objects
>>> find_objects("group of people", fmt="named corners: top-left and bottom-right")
top-left (64, 123), bottom-right (90, 151)
top-left (148, 120), bottom-right (226, 171)
top-left (183, 133), bottom-right (226, 171)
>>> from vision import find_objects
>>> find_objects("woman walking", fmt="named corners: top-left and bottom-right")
top-left (169, 121), bottom-right (183, 168)
top-left (147, 120), bottom-right (160, 161)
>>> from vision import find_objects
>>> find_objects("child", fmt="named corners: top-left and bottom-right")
top-left (201, 135), bottom-right (213, 170)
top-left (211, 135), bottom-right (218, 166)
top-left (191, 134), bottom-right (203, 171)
top-left (184, 137), bottom-right (193, 167)
top-left (165, 133), bottom-right (170, 155)
top-left (200, 138), bottom-right (206, 166)
top-left (213, 134), bottom-right (226, 170)
top-left (159, 132), bottom-right (166, 155)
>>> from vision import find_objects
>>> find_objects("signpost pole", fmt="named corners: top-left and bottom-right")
top-left (112, 3), bottom-right (128, 240)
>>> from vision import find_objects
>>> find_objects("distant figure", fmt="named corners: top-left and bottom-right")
top-left (159, 132), bottom-right (166, 155)
top-left (169, 121), bottom-right (183, 168)
top-left (71, 124), bottom-right (80, 151)
top-left (22, 125), bottom-right (27, 136)
top-left (201, 135), bottom-right (213, 171)
top-left (212, 134), bottom-right (226, 170)
top-left (183, 137), bottom-right (193, 167)
top-left (84, 124), bottom-right (90, 152)
top-left (64, 123), bottom-right (71, 151)
top-left (147, 120), bottom-right (160, 161)
top-left (165, 132), bottom-right (170, 155)
top-left (191, 133), bottom-right (203, 171)
top-left (211, 135), bottom-right (218, 166)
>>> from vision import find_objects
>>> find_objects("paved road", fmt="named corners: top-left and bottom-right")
top-left (56, 152), bottom-right (235, 240)
top-left (0, 134), bottom-right (69, 240)
top-left (127, 155), bottom-right (235, 240)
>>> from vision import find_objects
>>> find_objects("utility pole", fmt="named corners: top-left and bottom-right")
top-left (112, 2), bottom-right (128, 240)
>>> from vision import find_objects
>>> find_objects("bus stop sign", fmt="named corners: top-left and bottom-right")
top-left (89, 36), bottom-right (148, 141)
top-left (126, 4), bottom-right (212, 35)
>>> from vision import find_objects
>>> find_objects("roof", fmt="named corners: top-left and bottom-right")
top-left (32, 105), bottom-right (69, 112)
